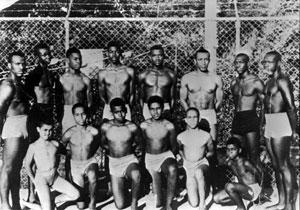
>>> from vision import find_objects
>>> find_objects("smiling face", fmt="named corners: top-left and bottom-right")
top-left (37, 124), bottom-right (53, 140)
top-left (234, 55), bottom-right (248, 75)
top-left (194, 52), bottom-right (210, 72)
top-left (73, 106), bottom-right (87, 126)
top-left (68, 52), bottom-right (82, 71)
top-left (9, 55), bottom-right (25, 78)
top-left (149, 102), bottom-right (163, 120)
top-left (185, 109), bottom-right (199, 129)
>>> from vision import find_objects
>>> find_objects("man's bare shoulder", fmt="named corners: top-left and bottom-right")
top-left (163, 67), bottom-right (175, 75)
top-left (140, 120), bottom-right (150, 129)
top-left (87, 125), bottom-right (99, 136)
top-left (182, 71), bottom-right (196, 79)
top-left (101, 121), bottom-right (113, 131)
top-left (163, 119), bottom-right (175, 130)
top-left (277, 73), bottom-right (292, 85)
top-left (97, 68), bottom-right (108, 78)
top-left (125, 120), bottom-right (138, 131)
top-left (0, 79), bottom-right (14, 91)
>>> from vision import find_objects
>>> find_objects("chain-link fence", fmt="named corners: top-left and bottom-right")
top-left (0, 17), bottom-right (299, 188)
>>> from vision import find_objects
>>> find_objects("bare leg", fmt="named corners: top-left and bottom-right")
top-left (213, 189), bottom-right (235, 205)
top-left (27, 165), bottom-right (37, 203)
top-left (195, 166), bottom-right (209, 210)
top-left (0, 137), bottom-right (28, 210)
top-left (186, 173), bottom-right (199, 207)
top-left (225, 182), bottom-right (253, 210)
top-left (126, 163), bottom-right (141, 210)
top-left (111, 175), bottom-right (126, 209)
top-left (267, 136), bottom-right (296, 210)
top-left (148, 169), bottom-right (163, 207)
top-left (86, 164), bottom-right (99, 210)
top-left (161, 158), bottom-right (178, 210)
top-left (52, 176), bottom-right (80, 205)
top-left (245, 131), bottom-right (262, 172)
top-left (265, 138), bottom-right (285, 210)
top-left (20, 199), bottom-right (42, 210)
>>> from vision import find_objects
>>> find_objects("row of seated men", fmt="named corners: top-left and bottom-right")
top-left (0, 41), bottom-right (298, 210)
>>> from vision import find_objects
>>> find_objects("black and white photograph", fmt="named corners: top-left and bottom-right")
top-left (0, 0), bottom-right (299, 210)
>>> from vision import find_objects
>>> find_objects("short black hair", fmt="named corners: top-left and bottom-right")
top-left (7, 50), bottom-right (25, 63)
top-left (147, 95), bottom-right (164, 109)
top-left (66, 47), bottom-right (81, 58)
top-left (236, 53), bottom-right (249, 62)
top-left (36, 117), bottom-right (53, 128)
top-left (266, 50), bottom-right (282, 62)
top-left (194, 47), bottom-right (210, 59)
top-left (72, 103), bottom-right (88, 115)
top-left (107, 41), bottom-right (122, 52)
top-left (226, 137), bottom-right (241, 149)
top-left (34, 42), bottom-right (50, 56)
top-left (150, 45), bottom-right (164, 55)
top-left (186, 107), bottom-right (200, 118)
top-left (110, 97), bottom-right (126, 112)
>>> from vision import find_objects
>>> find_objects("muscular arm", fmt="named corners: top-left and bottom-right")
top-left (278, 77), bottom-right (298, 137)
top-left (179, 76), bottom-right (189, 110)
top-left (0, 82), bottom-right (13, 134)
top-left (100, 124), bottom-right (109, 151)
top-left (169, 71), bottom-right (177, 109)
top-left (25, 145), bottom-right (36, 184)
top-left (84, 76), bottom-right (93, 108)
top-left (127, 68), bottom-right (135, 109)
top-left (177, 138), bottom-right (184, 158)
top-left (206, 136), bottom-right (214, 158)
top-left (97, 71), bottom-right (106, 104)
top-left (215, 75), bottom-right (223, 111)
top-left (137, 72), bottom-right (145, 108)
top-left (168, 123), bottom-right (178, 155)
top-left (256, 79), bottom-right (265, 127)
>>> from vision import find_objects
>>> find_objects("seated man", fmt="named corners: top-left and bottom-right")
top-left (213, 137), bottom-right (262, 210)
top-left (21, 118), bottom-right (80, 210)
top-left (62, 103), bottom-right (100, 210)
top-left (100, 98), bottom-right (142, 210)
top-left (140, 96), bottom-right (178, 210)
top-left (177, 107), bottom-right (214, 210)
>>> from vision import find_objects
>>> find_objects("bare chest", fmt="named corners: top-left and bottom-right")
top-left (187, 76), bottom-right (216, 93)
top-left (232, 80), bottom-right (257, 97)
top-left (63, 76), bottom-right (86, 92)
top-left (144, 72), bottom-right (172, 87)
top-left (145, 123), bottom-right (169, 140)
top-left (70, 131), bottom-right (94, 147)
top-left (106, 126), bottom-right (132, 143)
top-left (105, 71), bottom-right (130, 86)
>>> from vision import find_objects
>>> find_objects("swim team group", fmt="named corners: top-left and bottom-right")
top-left (0, 41), bottom-right (298, 210)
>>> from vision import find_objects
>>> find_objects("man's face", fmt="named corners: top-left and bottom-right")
top-left (149, 102), bottom-right (163, 120)
top-left (150, 49), bottom-right (164, 67)
top-left (9, 55), bottom-right (25, 78)
top-left (37, 124), bottom-right (52, 140)
top-left (37, 48), bottom-right (51, 65)
top-left (112, 105), bottom-right (126, 122)
top-left (108, 46), bottom-right (121, 64)
top-left (68, 52), bottom-right (82, 70)
top-left (262, 54), bottom-right (278, 76)
top-left (234, 55), bottom-right (248, 75)
top-left (194, 52), bottom-right (210, 72)
top-left (73, 107), bottom-right (87, 126)
top-left (226, 144), bottom-right (240, 160)
top-left (185, 110), bottom-right (199, 129)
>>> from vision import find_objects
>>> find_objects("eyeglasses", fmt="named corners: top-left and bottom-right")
top-left (261, 60), bottom-right (274, 65)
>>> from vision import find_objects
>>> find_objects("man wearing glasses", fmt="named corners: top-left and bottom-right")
top-left (262, 51), bottom-right (298, 210)
top-left (230, 53), bottom-right (264, 171)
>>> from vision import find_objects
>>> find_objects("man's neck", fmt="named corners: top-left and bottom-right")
top-left (239, 70), bottom-right (249, 79)
top-left (108, 62), bottom-right (121, 68)
top-left (196, 69), bottom-right (209, 74)
top-left (69, 68), bottom-right (80, 75)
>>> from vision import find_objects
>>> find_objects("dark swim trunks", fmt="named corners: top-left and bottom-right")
top-left (231, 110), bottom-right (260, 135)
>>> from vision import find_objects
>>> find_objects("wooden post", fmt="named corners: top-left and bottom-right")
top-left (205, 0), bottom-right (217, 72)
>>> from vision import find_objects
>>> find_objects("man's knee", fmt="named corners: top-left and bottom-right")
top-left (87, 170), bottom-right (97, 183)
top-left (194, 168), bottom-right (205, 180)
top-left (213, 194), bottom-right (221, 204)
top-left (225, 183), bottom-right (235, 194)
top-left (1, 163), bottom-right (13, 173)
top-left (188, 198), bottom-right (199, 208)
top-left (115, 200), bottom-right (126, 209)
top-left (131, 170), bottom-right (141, 183)
top-left (71, 189), bottom-right (80, 201)
top-left (167, 163), bottom-right (178, 177)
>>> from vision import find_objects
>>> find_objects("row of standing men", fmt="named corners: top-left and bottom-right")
top-left (0, 41), bottom-right (298, 210)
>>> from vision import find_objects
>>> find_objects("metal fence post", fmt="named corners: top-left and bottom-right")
top-left (65, 19), bottom-right (70, 52)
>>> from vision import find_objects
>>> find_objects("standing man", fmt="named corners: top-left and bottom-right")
top-left (60, 47), bottom-right (92, 133)
top-left (62, 103), bottom-right (99, 210)
top-left (230, 53), bottom-right (264, 170)
top-left (140, 96), bottom-right (178, 210)
top-left (98, 41), bottom-right (135, 120)
top-left (262, 51), bottom-right (298, 210)
top-left (0, 51), bottom-right (29, 210)
top-left (138, 45), bottom-right (177, 120)
top-left (25, 42), bottom-right (63, 142)
top-left (101, 98), bottom-right (142, 210)
top-left (180, 47), bottom-right (223, 142)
